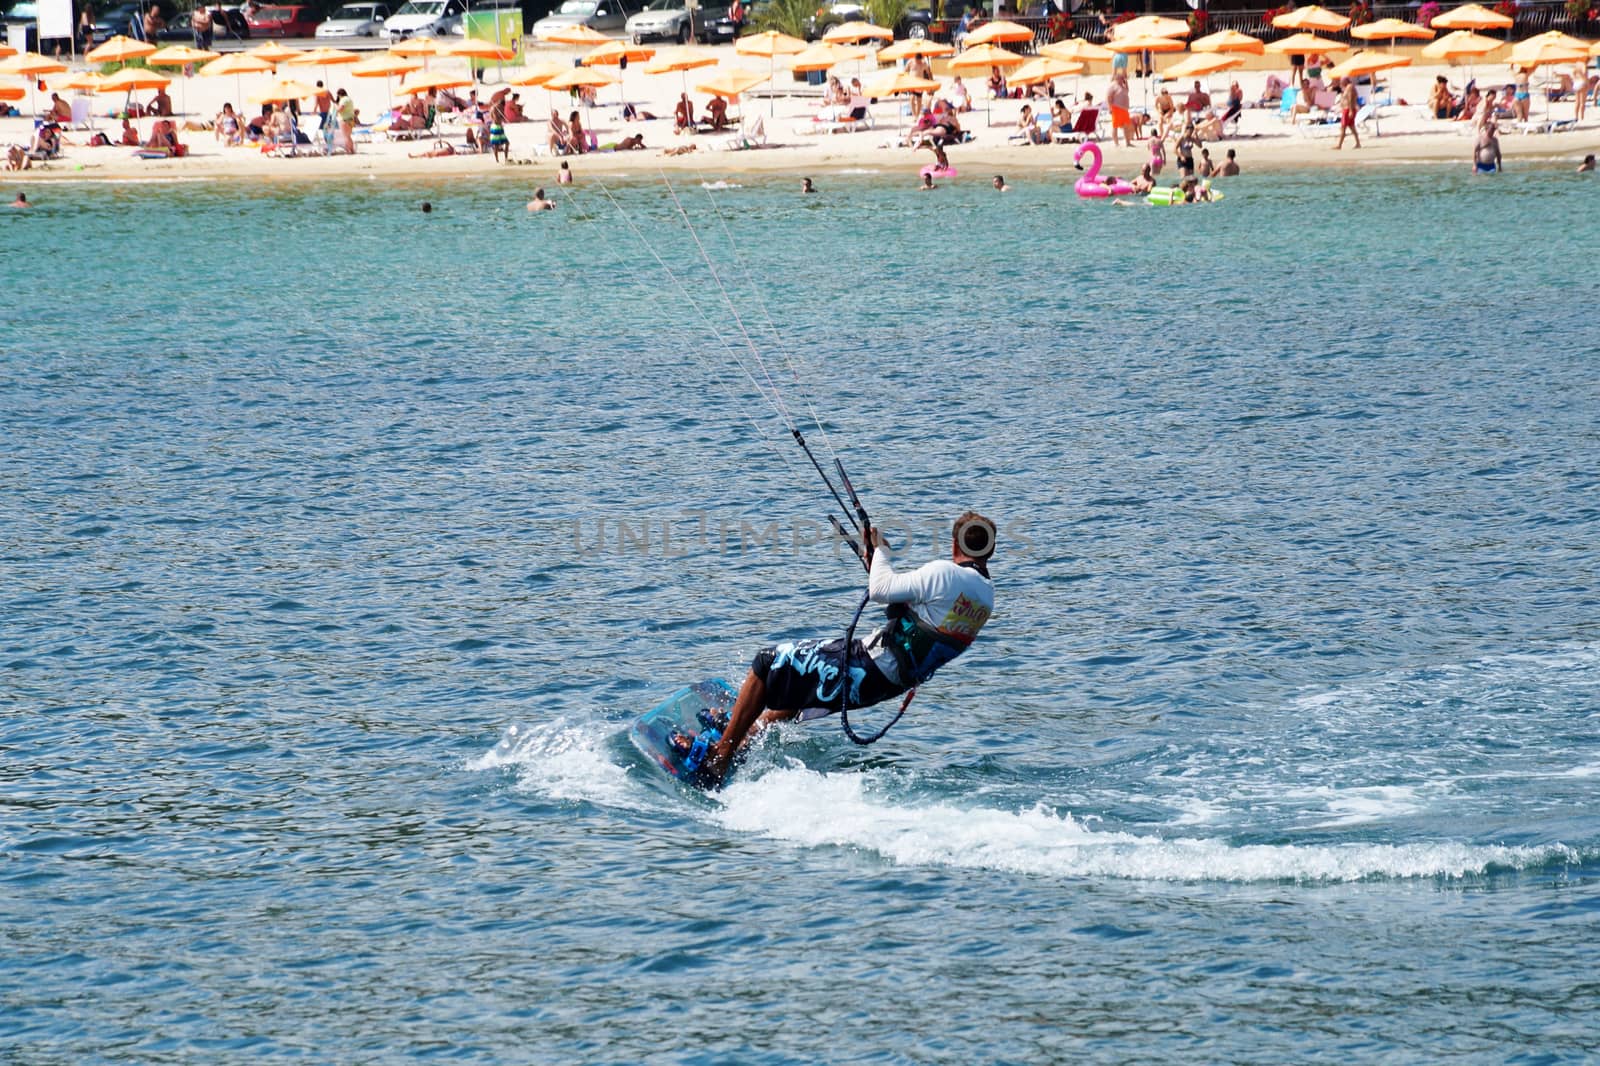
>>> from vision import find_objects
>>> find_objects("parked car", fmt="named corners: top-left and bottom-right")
top-left (530, 0), bottom-right (631, 39)
top-left (625, 0), bottom-right (724, 44)
top-left (702, 0), bottom-right (763, 44)
top-left (246, 2), bottom-right (319, 35)
top-left (805, 0), bottom-right (930, 40)
top-left (316, 1), bottom-right (390, 36)
top-left (382, 0), bottom-right (464, 38)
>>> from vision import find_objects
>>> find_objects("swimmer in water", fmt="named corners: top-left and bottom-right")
top-left (992, 174), bottom-right (1009, 191)
top-left (920, 172), bottom-right (936, 190)
top-left (802, 177), bottom-right (815, 193)
top-left (526, 187), bottom-right (556, 211)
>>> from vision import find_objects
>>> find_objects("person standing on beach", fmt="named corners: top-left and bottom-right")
top-left (1513, 68), bottom-right (1531, 123)
top-left (336, 89), bottom-right (356, 154)
top-left (488, 90), bottom-right (511, 163)
top-left (1334, 78), bottom-right (1360, 150)
top-left (1107, 72), bottom-right (1133, 148)
top-left (557, 160), bottom-right (573, 184)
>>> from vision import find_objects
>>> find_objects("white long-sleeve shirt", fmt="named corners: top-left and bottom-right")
top-left (864, 547), bottom-right (994, 684)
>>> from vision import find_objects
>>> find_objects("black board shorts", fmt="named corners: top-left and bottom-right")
top-left (752, 637), bottom-right (904, 715)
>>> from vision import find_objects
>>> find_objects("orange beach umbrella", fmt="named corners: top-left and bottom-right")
top-left (85, 34), bottom-right (156, 64)
top-left (1161, 52), bottom-right (1246, 81)
top-left (790, 41), bottom-right (867, 73)
top-left (581, 40), bottom-right (655, 66)
top-left (947, 42), bottom-right (1027, 70)
top-left (1326, 49), bottom-right (1412, 78)
top-left (735, 30), bottom-right (805, 114)
top-left (1352, 18), bottom-right (1435, 42)
top-left (539, 24), bottom-right (610, 45)
top-left (1431, 3), bottom-right (1514, 31)
top-left (147, 44), bottom-right (221, 66)
top-left (1038, 37), bottom-right (1113, 64)
top-left (0, 50), bottom-right (68, 76)
top-left (1264, 32), bottom-right (1350, 55)
top-left (396, 71), bottom-right (473, 95)
top-left (1109, 15), bottom-right (1190, 40)
top-left (961, 19), bottom-right (1035, 47)
top-left (1007, 55), bottom-right (1084, 86)
top-left (1420, 29), bottom-right (1503, 59)
top-left (642, 52), bottom-right (718, 74)
top-left (734, 29), bottom-right (805, 57)
top-left (822, 20), bottom-right (894, 43)
top-left (249, 77), bottom-right (319, 104)
top-left (878, 38), bottom-right (954, 62)
top-left (1271, 5), bottom-right (1351, 32)
top-left (247, 40), bottom-right (304, 65)
top-left (1190, 29), bottom-right (1265, 55)
top-left (695, 68), bottom-right (769, 99)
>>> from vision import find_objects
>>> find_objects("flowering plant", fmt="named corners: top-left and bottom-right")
top-left (1187, 8), bottom-right (1208, 32)
top-left (1264, 5), bottom-right (1293, 22)
top-left (1563, 0), bottom-right (1590, 17)
top-left (1417, 0), bottom-right (1440, 25)
top-left (1492, 0), bottom-right (1517, 15)
top-left (1348, 0), bottom-right (1373, 25)
top-left (1046, 11), bottom-right (1072, 40)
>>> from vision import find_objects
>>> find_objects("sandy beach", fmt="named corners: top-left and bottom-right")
top-left (6, 40), bottom-right (1599, 185)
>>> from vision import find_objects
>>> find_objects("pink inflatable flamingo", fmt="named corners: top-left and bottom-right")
top-left (1073, 141), bottom-right (1134, 198)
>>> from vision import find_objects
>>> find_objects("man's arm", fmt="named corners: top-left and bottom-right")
top-left (867, 535), bottom-right (934, 606)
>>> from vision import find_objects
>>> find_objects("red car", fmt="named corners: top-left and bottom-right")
top-left (246, 4), bottom-right (320, 36)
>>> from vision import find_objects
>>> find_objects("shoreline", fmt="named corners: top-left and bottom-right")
top-left (10, 127), bottom-right (1598, 185)
top-left (6, 46), bottom-right (1598, 185)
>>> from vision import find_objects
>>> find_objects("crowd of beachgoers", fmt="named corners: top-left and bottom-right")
top-left (4, 11), bottom-right (1598, 189)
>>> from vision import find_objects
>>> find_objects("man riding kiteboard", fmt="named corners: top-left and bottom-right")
top-left (700, 510), bottom-right (996, 784)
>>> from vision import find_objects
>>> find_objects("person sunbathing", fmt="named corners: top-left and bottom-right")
top-left (1016, 104), bottom-right (1046, 145)
top-left (548, 109), bottom-right (573, 155)
top-left (949, 76), bottom-right (972, 113)
top-left (214, 104), bottom-right (242, 145)
top-left (118, 117), bottom-right (141, 146)
top-left (706, 96), bottom-right (730, 131)
top-left (143, 119), bottom-right (183, 155)
top-left (568, 110), bottom-right (587, 154)
top-left (150, 87), bottom-right (173, 117)
top-left (48, 93), bottom-right (72, 123)
top-left (408, 138), bottom-right (455, 158)
top-left (28, 123), bottom-right (62, 160)
top-left (674, 93), bottom-right (695, 134)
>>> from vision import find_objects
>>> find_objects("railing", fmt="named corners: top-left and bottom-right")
top-left (924, 2), bottom-right (1584, 46)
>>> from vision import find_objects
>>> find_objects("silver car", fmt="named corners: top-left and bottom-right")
top-left (316, 1), bottom-right (392, 36)
top-left (625, 0), bottom-right (725, 45)
top-left (532, 0), bottom-right (634, 39)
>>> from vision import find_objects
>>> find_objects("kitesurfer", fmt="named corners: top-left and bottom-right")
top-left (702, 511), bottom-right (997, 783)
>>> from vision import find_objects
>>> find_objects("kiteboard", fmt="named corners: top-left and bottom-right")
top-left (628, 678), bottom-right (739, 788)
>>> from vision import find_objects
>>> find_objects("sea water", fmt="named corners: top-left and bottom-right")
top-left (3, 168), bottom-right (1597, 1063)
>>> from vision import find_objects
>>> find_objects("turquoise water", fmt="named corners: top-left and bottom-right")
top-left (4, 168), bottom-right (1598, 1062)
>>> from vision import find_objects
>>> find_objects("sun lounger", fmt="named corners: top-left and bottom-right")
top-left (1052, 107), bottom-right (1099, 144)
